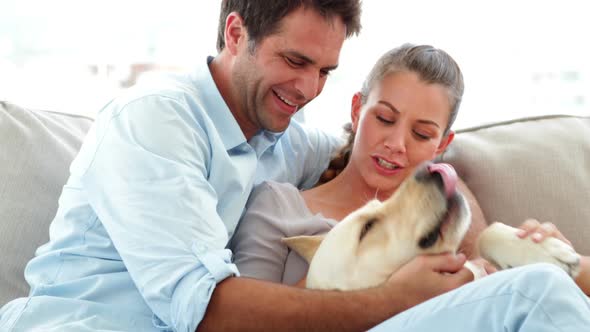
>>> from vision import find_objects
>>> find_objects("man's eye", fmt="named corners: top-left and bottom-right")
top-left (319, 69), bottom-right (330, 78)
top-left (285, 57), bottom-right (304, 67)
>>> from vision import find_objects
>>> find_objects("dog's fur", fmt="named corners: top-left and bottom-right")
top-left (283, 163), bottom-right (581, 290)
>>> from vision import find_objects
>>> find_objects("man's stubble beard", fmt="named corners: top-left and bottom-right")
top-left (232, 58), bottom-right (264, 133)
top-left (235, 71), bottom-right (293, 134)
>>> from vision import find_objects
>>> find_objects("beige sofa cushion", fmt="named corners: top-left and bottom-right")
top-left (441, 115), bottom-right (590, 254)
top-left (0, 104), bottom-right (587, 307)
top-left (0, 102), bottom-right (92, 306)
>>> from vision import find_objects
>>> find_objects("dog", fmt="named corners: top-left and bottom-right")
top-left (282, 162), bottom-right (581, 290)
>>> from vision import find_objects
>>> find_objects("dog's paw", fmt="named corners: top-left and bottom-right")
top-left (536, 235), bottom-right (581, 277)
top-left (478, 222), bottom-right (581, 278)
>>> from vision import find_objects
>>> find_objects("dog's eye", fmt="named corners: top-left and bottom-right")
top-left (360, 218), bottom-right (377, 240)
top-left (418, 227), bottom-right (440, 249)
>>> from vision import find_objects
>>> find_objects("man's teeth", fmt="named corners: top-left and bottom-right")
top-left (377, 158), bottom-right (399, 170)
top-left (276, 92), bottom-right (297, 107)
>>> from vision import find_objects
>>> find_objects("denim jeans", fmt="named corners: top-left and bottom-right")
top-left (370, 263), bottom-right (590, 331)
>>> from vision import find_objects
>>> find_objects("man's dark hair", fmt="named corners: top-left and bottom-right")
top-left (216, 0), bottom-right (362, 52)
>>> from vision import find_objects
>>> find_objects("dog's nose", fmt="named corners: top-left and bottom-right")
top-left (427, 163), bottom-right (458, 199)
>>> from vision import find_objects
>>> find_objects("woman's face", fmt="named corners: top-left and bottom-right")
top-left (349, 71), bottom-right (454, 195)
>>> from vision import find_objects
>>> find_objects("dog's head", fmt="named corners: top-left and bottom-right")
top-left (282, 162), bottom-right (471, 290)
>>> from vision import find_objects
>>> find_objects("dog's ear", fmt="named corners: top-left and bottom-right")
top-left (282, 235), bottom-right (325, 263)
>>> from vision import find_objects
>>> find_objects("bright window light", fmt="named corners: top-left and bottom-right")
top-left (1, 0), bottom-right (588, 137)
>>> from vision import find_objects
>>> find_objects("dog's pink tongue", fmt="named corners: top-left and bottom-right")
top-left (427, 163), bottom-right (458, 199)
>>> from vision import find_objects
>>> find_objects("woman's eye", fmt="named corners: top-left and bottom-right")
top-left (377, 115), bottom-right (394, 124)
top-left (414, 131), bottom-right (430, 140)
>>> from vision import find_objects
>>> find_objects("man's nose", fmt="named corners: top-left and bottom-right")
top-left (294, 70), bottom-right (321, 102)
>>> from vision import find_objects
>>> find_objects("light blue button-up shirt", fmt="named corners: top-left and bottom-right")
top-left (0, 57), bottom-right (341, 332)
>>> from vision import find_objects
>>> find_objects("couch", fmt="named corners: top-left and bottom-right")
top-left (1, 101), bottom-right (589, 307)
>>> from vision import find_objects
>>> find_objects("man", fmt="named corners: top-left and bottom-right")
top-left (0, 1), bottom-right (476, 331)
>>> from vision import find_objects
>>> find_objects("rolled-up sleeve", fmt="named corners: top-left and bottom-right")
top-left (77, 95), bottom-right (241, 332)
top-left (165, 246), bottom-right (239, 331)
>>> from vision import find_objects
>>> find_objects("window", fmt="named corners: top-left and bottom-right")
top-left (1, 0), bottom-right (587, 137)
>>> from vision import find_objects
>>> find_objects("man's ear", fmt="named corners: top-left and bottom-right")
top-left (351, 92), bottom-right (363, 133)
top-left (224, 12), bottom-right (247, 55)
top-left (281, 235), bottom-right (325, 263)
top-left (435, 130), bottom-right (455, 155)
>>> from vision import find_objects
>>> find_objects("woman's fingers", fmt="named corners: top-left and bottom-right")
top-left (516, 219), bottom-right (572, 245)
top-left (516, 218), bottom-right (540, 238)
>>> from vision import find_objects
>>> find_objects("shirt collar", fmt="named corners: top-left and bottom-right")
top-left (190, 56), bottom-right (246, 151)
top-left (249, 130), bottom-right (285, 157)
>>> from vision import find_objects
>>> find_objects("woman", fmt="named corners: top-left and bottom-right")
top-left (229, 44), bottom-right (590, 297)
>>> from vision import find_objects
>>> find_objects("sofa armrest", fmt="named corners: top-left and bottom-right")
top-left (441, 115), bottom-right (590, 255)
top-left (0, 101), bottom-right (93, 306)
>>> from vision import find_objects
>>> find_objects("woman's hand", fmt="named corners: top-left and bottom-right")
top-left (516, 219), bottom-right (590, 296)
top-left (465, 257), bottom-right (497, 279)
top-left (516, 218), bottom-right (572, 246)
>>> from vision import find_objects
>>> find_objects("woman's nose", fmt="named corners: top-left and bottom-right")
top-left (383, 130), bottom-right (407, 154)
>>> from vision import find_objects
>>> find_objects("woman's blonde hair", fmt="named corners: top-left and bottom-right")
top-left (316, 43), bottom-right (464, 185)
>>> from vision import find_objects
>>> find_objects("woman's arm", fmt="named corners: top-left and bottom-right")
top-left (575, 256), bottom-right (590, 296)
top-left (457, 178), bottom-right (488, 259)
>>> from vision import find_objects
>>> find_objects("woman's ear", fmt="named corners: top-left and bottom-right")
top-left (435, 130), bottom-right (455, 155)
top-left (351, 92), bottom-right (363, 133)
top-left (224, 12), bottom-right (247, 55)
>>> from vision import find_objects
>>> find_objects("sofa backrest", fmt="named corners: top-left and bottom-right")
top-left (0, 103), bottom-right (588, 307)
top-left (0, 101), bottom-right (93, 306)
top-left (441, 115), bottom-right (590, 255)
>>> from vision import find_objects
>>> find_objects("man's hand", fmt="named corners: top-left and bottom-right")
top-left (295, 276), bottom-right (307, 288)
top-left (385, 253), bottom-right (473, 309)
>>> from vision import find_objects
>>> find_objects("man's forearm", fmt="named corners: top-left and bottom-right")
top-left (197, 276), bottom-right (405, 331)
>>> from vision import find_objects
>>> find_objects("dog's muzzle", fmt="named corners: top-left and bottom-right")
top-left (415, 162), bottom-right (462, 249)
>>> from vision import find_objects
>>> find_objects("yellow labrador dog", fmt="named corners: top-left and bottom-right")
top-left (283, 163), bottom-right (581, 290)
